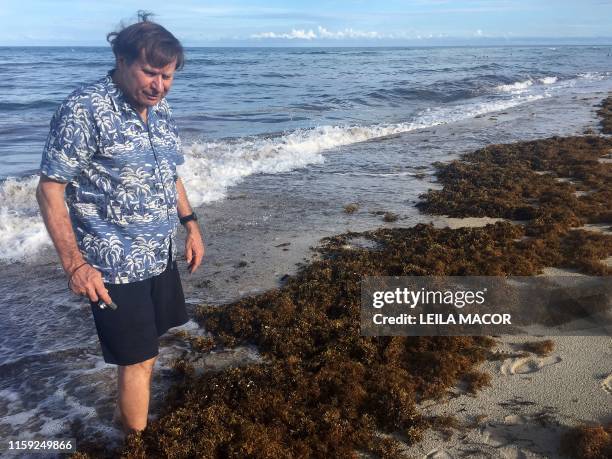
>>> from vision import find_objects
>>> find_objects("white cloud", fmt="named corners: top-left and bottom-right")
top-left (251, 25), bottom-right (384, 40)
top-left (251, 29), bottom-right (317, 39)
top-left (317, 26), bottom-right (381, 39)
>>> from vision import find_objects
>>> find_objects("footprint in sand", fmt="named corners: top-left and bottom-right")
top-left (601, 374), bottom-right (612, 395)
top-left (425, 449), bottom-right (453, 459)
top-left (504, 414), bottom-right (529, 425)
top-left (501, 355), bottom-right (562, 375)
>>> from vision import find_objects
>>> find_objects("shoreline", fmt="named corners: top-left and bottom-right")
top-left (176, 89), bottom-right (608, 306)
top-left (73, 95), bottom-right (612, 457)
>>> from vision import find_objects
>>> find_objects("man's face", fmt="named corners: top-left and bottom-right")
top-left (116, 51), bottom-right (177, 111)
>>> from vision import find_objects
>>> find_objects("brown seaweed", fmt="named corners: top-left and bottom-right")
top-left (417, 135), bottom-right (612, 274)
top-left (597, 95), bottom-right (612, 134)
top-left (343, 203), bottom-right (359, 214)
top-left (560, 423), bottom-right (612, 459)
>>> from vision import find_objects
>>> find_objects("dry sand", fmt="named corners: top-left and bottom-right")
top-left (427, 216), bottom-right (507, 230)
top-left (398, 335), bottom-right (611, 459)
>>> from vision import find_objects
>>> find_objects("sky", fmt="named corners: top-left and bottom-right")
top-left (1, 0), bottom-right (611, 46)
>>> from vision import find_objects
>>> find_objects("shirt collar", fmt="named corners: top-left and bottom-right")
top-left (104, 69), bottom-right (163, 118)
top-left (104, 69), bottom-right (133, 114)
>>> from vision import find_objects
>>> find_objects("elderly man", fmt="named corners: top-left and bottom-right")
top-left (36, 14), bottom-right (204, 433)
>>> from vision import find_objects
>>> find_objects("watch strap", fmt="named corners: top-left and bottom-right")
top-left (179, 212), bottom-right (198, 225)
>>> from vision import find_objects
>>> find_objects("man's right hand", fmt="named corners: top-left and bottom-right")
top-left (69, 263), bottom-right (113, 305)
top-left (37, 176), bottom-right (114, 305)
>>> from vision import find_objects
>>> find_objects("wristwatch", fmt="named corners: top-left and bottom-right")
top-left (179, 212), bottom-right (198, 226)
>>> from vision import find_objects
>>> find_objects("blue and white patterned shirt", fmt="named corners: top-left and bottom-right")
top-left (40, 70), bottom-right (184, 284)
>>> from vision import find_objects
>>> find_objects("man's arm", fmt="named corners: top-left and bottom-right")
top-left (176, 177), bottom-right (205, 273)
top-left (36, 176), bottom-right (112, 304)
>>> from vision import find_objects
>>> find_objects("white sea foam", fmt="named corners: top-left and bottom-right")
top-left (578, 71), bottom-right (609, 81)
top-left (0, 91), bottom-right (549, 262)
top-left (496, 79), bottom-right (533, 92)
top-left (495, 72), bottom-right (612, 98)
top-left (539, 76), bottom-right (558, 85)
top-left (0, 175), bottom-right (51, 260)
top-left (179, 93), bottom-right (546, 207)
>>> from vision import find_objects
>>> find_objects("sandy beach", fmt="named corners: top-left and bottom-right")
top-left (69, 94), bottom-right (612, 458)
top-left (401, 335), bottom-right (611, 458)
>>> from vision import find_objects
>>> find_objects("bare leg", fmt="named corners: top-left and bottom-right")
top-left (117, 355), bottom-right (157, 433)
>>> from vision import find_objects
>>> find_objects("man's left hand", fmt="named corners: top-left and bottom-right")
top-left (184, 223), bottom-right (205, 273)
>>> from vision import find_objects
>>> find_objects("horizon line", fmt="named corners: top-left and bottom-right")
top-left (2, 40), bottom-right (612, 48)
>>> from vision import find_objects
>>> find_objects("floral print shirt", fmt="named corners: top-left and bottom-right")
top-left (40, 70), bottom-right (184, 284)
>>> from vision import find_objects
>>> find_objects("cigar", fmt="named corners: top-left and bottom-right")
top-left (99, 301), bottom-right (118, 310)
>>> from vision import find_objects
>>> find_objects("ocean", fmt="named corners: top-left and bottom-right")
top-left (1, 46), bottom-right (611, 447)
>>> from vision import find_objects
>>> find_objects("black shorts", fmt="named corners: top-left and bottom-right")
top-left (90, 254), bottom-right (188, 366)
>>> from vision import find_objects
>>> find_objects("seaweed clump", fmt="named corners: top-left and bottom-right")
top-left (343, 203), bottom-right (359, 214)
top-left (417, 136), bottom-right (612, 274)
top-left (560, 423), bottom-right (612, 459)
top-left (418, 136), bottom-right (612, 228)
top-left (382, 212), bottom-right (399, 222)
top-left (597, 95), bottom-right (612, 134)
